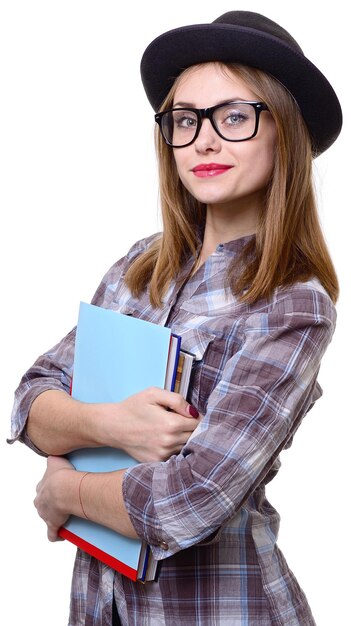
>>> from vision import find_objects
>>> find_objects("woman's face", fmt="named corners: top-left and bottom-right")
top-left (172, 64), bottom-right (277, 214)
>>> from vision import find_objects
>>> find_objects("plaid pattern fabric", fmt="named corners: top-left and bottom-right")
top-left (10, 234), bottom-right (336, 625)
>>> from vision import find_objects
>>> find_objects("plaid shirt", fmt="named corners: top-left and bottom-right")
top-left (10, 234), bottom-right (336, 625)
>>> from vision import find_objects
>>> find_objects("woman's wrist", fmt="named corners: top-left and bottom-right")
top-left (89, 401), bottom-right (125, 449)
top-left (53, 467), bottom-right (82, 519)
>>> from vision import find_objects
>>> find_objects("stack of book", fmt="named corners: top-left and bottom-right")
top-left (58, 302), bottom-right (194, 582)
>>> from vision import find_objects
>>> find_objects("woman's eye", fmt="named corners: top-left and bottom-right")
top-left (224, 111), bottom-right (247, 125)
top-left (175, 115), bottom-right (197, 129)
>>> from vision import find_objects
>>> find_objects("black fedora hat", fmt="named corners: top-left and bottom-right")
top-left (140, 11), bottom-right (342, 156)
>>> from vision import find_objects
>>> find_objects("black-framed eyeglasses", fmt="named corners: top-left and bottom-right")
top-left (155, 101), bottom-right (269, 148)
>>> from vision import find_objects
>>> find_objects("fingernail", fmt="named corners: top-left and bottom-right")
top-left (188, 405), bottom-right (199, 418)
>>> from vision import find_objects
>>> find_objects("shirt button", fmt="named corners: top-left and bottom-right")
top-left (159, 541), bottom-right (169, 550)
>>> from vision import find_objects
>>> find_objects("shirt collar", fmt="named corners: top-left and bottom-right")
top-left (213, 233), bottom-right (256, 255)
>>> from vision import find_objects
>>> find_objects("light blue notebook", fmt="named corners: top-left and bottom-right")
top-left (59, 301), bottom-right (175, 581)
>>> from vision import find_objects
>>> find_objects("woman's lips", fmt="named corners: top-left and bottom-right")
top-left (191, 163), bottom-right (233, 178)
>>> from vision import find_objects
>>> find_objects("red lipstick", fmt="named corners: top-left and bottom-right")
top-left (191, 163), bottom-right (233, 178)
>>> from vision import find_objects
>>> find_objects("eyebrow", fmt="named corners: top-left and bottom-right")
top-left (172, 98), bottom-right (248, 108)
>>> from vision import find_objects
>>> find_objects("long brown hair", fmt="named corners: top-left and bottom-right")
top-left (125, 62), bottom-right (338, 306)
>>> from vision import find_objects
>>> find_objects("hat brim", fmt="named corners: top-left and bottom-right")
top-left (141, 23), bottom-right (342, 156)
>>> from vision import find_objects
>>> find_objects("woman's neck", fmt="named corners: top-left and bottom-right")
top-left (198, 199), bottom-right (259, 265)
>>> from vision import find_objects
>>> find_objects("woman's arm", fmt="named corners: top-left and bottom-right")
top-left (10, 235), bottom-right (198, 461)
top-left (34, 456), bottom-right (137, 541)
top-left (28, 387), bottom-right (199, 461)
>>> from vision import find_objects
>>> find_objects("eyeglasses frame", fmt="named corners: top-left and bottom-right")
top-left (155, 100), bottom-right (269, 148)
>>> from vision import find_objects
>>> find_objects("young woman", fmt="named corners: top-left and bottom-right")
top-left (10, 11), bottom-right (342, 626)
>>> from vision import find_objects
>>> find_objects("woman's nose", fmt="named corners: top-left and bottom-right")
top-left (194, 119), bottom-right (222, 153)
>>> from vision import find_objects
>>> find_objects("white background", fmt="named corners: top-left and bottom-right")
top-left (0, 1), bottom-right (349, 624)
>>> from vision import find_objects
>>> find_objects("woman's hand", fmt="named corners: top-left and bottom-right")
top-left (34, 456), bottom-right (76, 542)
top-left (98, 387), bottom-right (200, 462)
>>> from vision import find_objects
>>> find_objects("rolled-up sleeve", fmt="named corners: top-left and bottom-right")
top-left (122, 287), bottom-right (336, 560)
top-left (8, 329), bottom-right (77, 450)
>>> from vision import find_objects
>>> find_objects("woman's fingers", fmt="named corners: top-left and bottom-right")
top-left (142, 386), bottom-right (199, 418)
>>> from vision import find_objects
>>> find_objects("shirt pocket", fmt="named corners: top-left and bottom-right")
top-left (177, 327), bottom-right (217, 414)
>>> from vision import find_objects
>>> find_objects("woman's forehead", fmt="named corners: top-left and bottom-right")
top-left (173, 63), bottom-right (258, 106)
